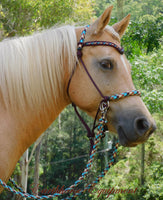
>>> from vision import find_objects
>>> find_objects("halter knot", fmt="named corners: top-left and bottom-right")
top-left (77, 49), bottom-right (82, 58)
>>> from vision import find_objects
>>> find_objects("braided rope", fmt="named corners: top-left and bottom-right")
top-left (9, 178), bottom-right (27, 194)
top-left (77, 25), bottom-right (90, 51)
top-left (82, 41), bottom-right (124, 54)
top-left (107, 90), bottom-right (141, 101)
top-left (77, 25), bottom-right (124, 55)
top-left (63, 141), bottom-right (119, 200)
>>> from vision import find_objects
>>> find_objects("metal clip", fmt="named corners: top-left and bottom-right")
top-left (100, 101), bottom-right (109, 114)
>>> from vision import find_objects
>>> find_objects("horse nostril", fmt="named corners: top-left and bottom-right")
top-left (134, 117), bottom-right (150, 136)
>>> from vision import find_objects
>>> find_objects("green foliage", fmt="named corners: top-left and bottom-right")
top-left (38, 0), bottom-right (73, 27)
top-left (94, 0), bottom-right (163, 21)
top-left (94, 0), bottom-right (114, 17)
top-left (0, 0), bottom-right (94, 36)
top-left (124, 0), bottom-right (163, 21)
top-left (0, 0), bottom-right (40, 35)
top-left (122, 14), bottom-right (163, 56)
top-left (71, 0), bottom-right (95, 24)
top-left (131, 45), bottom-right (163, 113)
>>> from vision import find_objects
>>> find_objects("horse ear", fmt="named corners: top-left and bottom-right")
top-left (112, 14), bottom-right (131, 38)
top-left (90, 6), bottom-right (113, 35)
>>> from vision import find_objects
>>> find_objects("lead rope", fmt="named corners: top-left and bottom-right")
top-left (0, 101), bottom-right (119, 199)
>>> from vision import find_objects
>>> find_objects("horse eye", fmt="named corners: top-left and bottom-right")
top-left (100, 60), bottom-right (113, 70)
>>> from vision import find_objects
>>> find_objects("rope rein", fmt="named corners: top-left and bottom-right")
top-left (0, 25), bottom-right (141, 199)
top-left (0, 106), bottom-right (118, 199)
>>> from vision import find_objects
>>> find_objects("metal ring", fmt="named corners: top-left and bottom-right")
top-left (100, 101), bottom-right (109, 112)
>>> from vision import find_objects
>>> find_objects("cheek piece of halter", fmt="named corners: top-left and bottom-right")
top-left (67, 25), bottom-right (141, 154)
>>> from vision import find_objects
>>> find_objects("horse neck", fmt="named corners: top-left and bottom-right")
top-left (0, 40), bottom-right (74, 185)
top-left (0, 84), bottom-right (69, 186)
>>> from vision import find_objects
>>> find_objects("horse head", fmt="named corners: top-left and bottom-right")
top-left (68, 6), bottom-right (156, 147)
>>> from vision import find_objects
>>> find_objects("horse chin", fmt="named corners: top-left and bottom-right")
top-left (116, 125), bottom-right (147, 147)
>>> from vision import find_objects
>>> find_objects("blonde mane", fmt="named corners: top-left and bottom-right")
top-left (0, 26), bottom-right (77, 114)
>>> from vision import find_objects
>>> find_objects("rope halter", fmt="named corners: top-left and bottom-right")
top-left (67, 25), bottom-right (141, 154)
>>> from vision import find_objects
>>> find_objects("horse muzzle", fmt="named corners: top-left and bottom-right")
top-left (109, 110), bottom-right (156, 147)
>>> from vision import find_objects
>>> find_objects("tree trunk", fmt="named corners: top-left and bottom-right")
top-left (14, 161), bottom-right (22, 200)
top-left (20, 149), bottom-right (29, 200)
top-left (117, 0), bottom-right (124, 20)
top-left (18, 135), bottom-right (43, 199)
top-left (58, 114), bottom-right (61, 130)
top-left (33, 141), bottom-right (41, 195)
top-left (42, 138), bottom-right (48, 190)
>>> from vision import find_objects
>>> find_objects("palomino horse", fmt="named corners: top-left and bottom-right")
top-left (0, 6), bottom-right (156, 192)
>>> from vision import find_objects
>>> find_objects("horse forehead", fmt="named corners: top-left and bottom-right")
top-left (89, 26), bottom-right (120, 46)
top-left (105, 26), bottom-right (120, 42)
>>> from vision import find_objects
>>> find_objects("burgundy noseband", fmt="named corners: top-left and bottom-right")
top-left (67, 25), bottom-right (140, 154)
